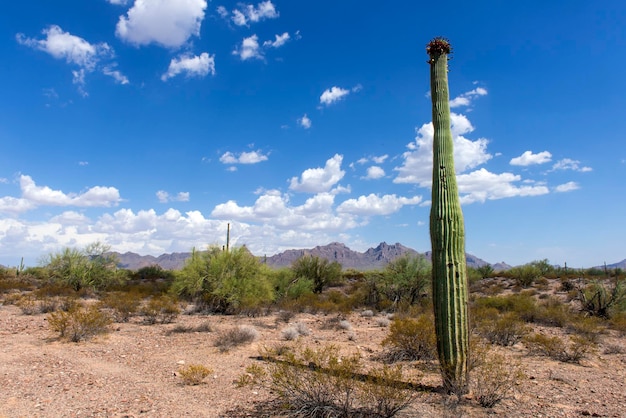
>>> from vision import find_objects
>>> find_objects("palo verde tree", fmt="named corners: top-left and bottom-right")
top-left (427, 37), bottom-right (470, 394)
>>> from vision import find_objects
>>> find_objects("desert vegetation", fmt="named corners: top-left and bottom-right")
top-left (1, 242), bottom-right (625, 416)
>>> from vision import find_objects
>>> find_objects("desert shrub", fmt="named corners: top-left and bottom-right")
top-left (380, 315), bottom-right (437, 362)
top-left (282, 326), bottom-right (300, 341)
top-left (214, 325), bottom-right (259, 352)
top-left (379, 254), bottom-right (431, 307)
top-left (270, 267), bottom-right (314, 303)
top-left (167, 321), bottom-right (214, 335)
top-left (141, 295), bottom-right (180, 324)
top-left (172, 246), bottom-right (274, 314)
top-left (291, 255), bottom-right (343, 294)
top-left (267, 344), bottom-right (414, 417)
top-left (43, 242), bottom-right (124, 291)
top-left (48, 305), bottom-right (111, 342)
top-left (132, 265), bottom-right (176, 282)
top-left (576, 279), bottom-right (626, 319)
top-left (361, 309), bottom-right (374, 318)
top-left (338, 320), bottom-right (352, 331)
top-left (476, 264), bottom-right (495, 280)
top-left (376, 317), bottom-right (390, 327)
top-left (609, 312), bottom-right (626, 335)
top-left (507, 263), bottom-right (542, 288)
top-left (0, 277), bottom-right (35, 294)
top-left (235, 363), bottom-right (267, 388)
top-left (275, 309), bottom-right (296, 323)
top-left (524, 333), bottom-right (594, 363)
top-left (471, 350), bottom-right (525, 408)
top-left (534, 297), bottom-right (571, 327)
top-left (16, 295), bottom-right (39, 315)
top-left (99, 291), bottom-right (142, 322)
top-left (34, 282), bottom-right (76, 298)
top-left (603, 344), bottom-right (625, 355)
top-left (476, 312), bottom-right (530, 346)
top-left (473, 293), bottom-right (539, 323)
top-left (178, 364), bottom-right (213, 385)
top-left (567, 316), bottom-right (604, 343)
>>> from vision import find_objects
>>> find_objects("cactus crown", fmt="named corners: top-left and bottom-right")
top-left (426, 37), bottom-right (452, 57)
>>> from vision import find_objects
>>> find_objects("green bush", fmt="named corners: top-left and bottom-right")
top-left (507, 263), bottom-right (541, 288)
top-left (476, 311), bottom-right (530, 346)
top-left (577, 279), bottom-right (626, 319)
top-left (48, 305), bottom-right (111, 342)
top-left (43, 242), bottom-right (124, 291)
top-left (178, 364), bottom-right (213, 385)
top-left (291, 255), bottom-right (342, 294)
top-left (172, 246), bottom-right (274, 314)
top-left (379, 254), bottom-right (431, 306)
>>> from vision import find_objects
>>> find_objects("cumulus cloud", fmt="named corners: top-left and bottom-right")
top-left (0, 175), bottom-right (121, 215)
top-left (289, 154), bottom-right (346, 193)
top-left (394, 113), bottom-right (492, 185)
top-left (456, 168), bottom-right (549, 204)
top-left (224, 1), bottom-right (279, 26)
top-left (449, 87), bottom-right (488, 108)
top-left (233, 35), bottom-right (262, 60)
top-left (320, 86), bottom-right (350, 106)
top-left (107, 0), bottom-right (129, 4)
top-left (362, 166), bottom-right (385, 180)
top-left (219, 150), bottom-right (269, 165)
top-left (156, 191), bottom-right (190, 203)
top-left (161, 52), bottom-right (215, 81)
top-left (116, 0), bottom-right (207, 48)
top-left (16, 25), bottom-right (128, 94)
top-left (555, 181), bottom-right (580, 193)
top-left (263, 32), bottom-right (290, 48)
top-left (551, 158), bottom-right (592, 172)
top-left (510, 150), bottom-right (552, 166)
top-left (16, 25), bottom-right (111, 70)
top-left (337, 194), bottom-right (422, 216)
top-left (298, 114), bottom-right (312, 129)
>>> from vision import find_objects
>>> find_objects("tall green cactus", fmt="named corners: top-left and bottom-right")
top-left (427, 37), bottom-right (470, 394)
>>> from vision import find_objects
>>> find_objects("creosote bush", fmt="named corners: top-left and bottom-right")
top-left (214, 325), bottom-right (259, 352)
top-left (178, 364), bottom-right (213, 385)
top-left (471, 350), bottom-right (525, 408)
top-left (380, 315), bottom-right (437, 362)
top-left (141, 295), bottom-right (180, 324)
top-left (48, 305), bottom-right (111, 342)
top-left (265, 344), bottom-right (415, 417)
top-left (524, 333), bottom-right (594, 363)
top-left (99, 291), bottom-right (142, 322)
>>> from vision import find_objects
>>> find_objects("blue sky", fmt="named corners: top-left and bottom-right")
top-left (1, 0), bottom-right (625, 268)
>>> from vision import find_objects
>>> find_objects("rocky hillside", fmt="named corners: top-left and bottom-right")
top-left (113, 242), bottom-right (492, 271)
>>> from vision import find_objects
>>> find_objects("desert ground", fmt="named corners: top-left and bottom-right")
top-left (1, 279), bottom-right (625, 418)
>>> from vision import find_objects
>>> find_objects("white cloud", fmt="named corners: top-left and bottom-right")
top-left (372, 155), bottom-right (388, 164)
top-left (555, 181), bottom-right (580, 193)
top-left (161, 52), bottom-right (215, 81)
top-left (551, 158), bottom-right (592, 172)
top-left (289, 154), bottom-right (346, 193)
top-left (233, 35), bottom-right (263, 60)
top-left (103, 66), bottom-right (130, 84)
top-left (510, 150), bottom-right (552, 166)
top-left (228, 1), bottom-right (279, 26)
top-left (263, 32), bottom-right (290, 48)
top-left (16, 25), bottom-right (127, 95)
top-left (157, 190), bottom-right (190, 203)
top-left (216, 5), bottom-right (228, 18)
top-left (337, 194), bottom-right (422, 216)
top-left (107, 0), bottom-right (129, 5)
top-left (320, 86), bottom-right (350, 106)
top-left (219, 150), bottom-right (269, 165)
top-left (298, 114), bottom-right (312, 129)
top-left (362, 166), bottom-right (385, 180)
top-left (449, 87), bottom-right (488, 108)
top-left (0, 175), bottom-right (121, 215)
top-left (394, 113), bottom-right (492, 185)
top-left (16, 25), bottom-right (111, 70)
top-left (456, 168), bottom-right (550, 204)
top-left (116, 0), bottom-right (207, 48)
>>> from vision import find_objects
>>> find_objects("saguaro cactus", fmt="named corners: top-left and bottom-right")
top-left (427, 37), bottom-right (470, 394)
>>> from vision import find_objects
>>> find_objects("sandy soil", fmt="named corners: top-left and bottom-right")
top-left (1, 295), bottom-right (625, 418)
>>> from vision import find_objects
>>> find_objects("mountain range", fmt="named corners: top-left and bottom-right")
top-left (113, 242), bottom-right (506, 272)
